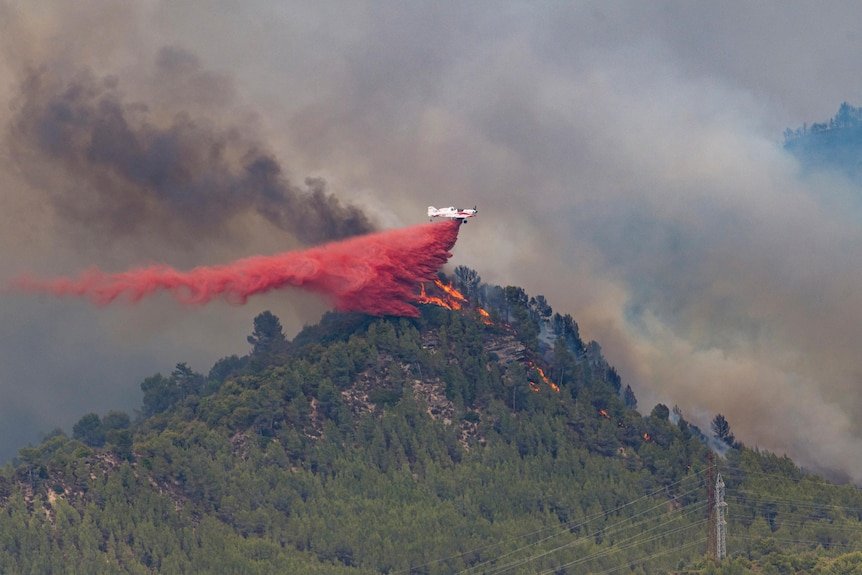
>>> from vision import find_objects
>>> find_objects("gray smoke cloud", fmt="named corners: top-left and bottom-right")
top-left (0, 1), bottom-right (371, 459)
top-left (4, 1), bottom-right (862, 482)
top-left (9, 50), bottom-right (373, 248)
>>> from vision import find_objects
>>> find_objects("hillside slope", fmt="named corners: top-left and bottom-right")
top-left (2, 273), bottom-right (862, 574)
top-left (784, 101), bottom-right (862, 181)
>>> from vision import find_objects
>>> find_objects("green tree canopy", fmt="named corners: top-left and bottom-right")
top-left (248, 311), bottom-right (286, 355)
top-left (712, 413), bottom-right (735, 446)
top-left (72, 413), bottom-right (104, 448)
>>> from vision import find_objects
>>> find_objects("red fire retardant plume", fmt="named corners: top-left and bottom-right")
top-left (13, 221), bottom-right (462, 317)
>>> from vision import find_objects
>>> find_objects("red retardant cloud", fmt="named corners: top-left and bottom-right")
top-left (13, 221), bottom-right (462, 317)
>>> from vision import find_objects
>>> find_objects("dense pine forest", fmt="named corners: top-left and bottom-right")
top-left (3, 268), bottom-right (862, 574)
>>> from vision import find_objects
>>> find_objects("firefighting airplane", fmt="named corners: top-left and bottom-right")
top-left (427, 205), bottom-right (478, 223)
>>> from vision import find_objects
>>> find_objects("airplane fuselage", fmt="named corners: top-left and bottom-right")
top-left (427, 206), bottom-right (477, 223)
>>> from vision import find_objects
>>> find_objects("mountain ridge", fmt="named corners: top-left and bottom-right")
top-left (2, 269), bottom-right (862, 574)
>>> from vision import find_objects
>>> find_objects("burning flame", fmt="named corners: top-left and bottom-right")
top-left (643, 432), bottom-right (652, 442)
top-left (418, 282), bottom-right (462, 310)
top-left (599, 409), bottom-right (611, 419)
top-left (434, 279), bottom-right (466, 302)
top-left (417, 280), bottom-right (560, 395)
top-left (418, 279), bottom-right (466, 310)
top-left (418, 279), bottom-right (494, 324)
top-left (526, 361), bottom-right (560, 393)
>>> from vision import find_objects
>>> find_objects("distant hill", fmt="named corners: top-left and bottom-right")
top-left (784, 102), bottom-right (862, 180)
top-left (2, 268), bottom-right (862, 574)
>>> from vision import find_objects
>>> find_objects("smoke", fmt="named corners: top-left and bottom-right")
top-left (13, 221), bottom-right (461, 317)
top-left (213, 2), bottom-right (862, 482)
top-left (8, 49), bottom-right (374, 248)
top-left (6, 0), bottom-right (862, 483)
top-left (0, 2), bottom-right (386, 461)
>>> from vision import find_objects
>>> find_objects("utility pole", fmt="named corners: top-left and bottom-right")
top-left (716, 473), bottom-right (727, 561)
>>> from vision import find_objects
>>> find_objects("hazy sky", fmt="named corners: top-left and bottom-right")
top-left (3, 1), bottom-right (862, 480)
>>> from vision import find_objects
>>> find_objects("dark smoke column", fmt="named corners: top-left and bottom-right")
top-left (9, 49), bottom-right (374, 246)
top-left (13, 221), bottom-right (463, 317)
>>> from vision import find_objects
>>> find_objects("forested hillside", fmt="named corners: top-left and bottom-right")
top-left (2, 269), bottom-right (862, 574)
top-left (784, 101), bottom-right (862, 180)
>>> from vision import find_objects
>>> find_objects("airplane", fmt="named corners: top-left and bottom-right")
top-left (427, 205), bottom-right (478, 223)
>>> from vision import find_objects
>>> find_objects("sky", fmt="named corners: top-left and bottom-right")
top-left (3, 1), bottom-right (862, 481)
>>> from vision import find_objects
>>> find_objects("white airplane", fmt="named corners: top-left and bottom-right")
top-left (427, 205), bottom-right (478, 223)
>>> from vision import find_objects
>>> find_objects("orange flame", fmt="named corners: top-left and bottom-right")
top-left (434, 279), bottom-right (466, 302)
top-left (418, 280), bottom-right (496, 325)
top-left (526, 361), bottom-right (560, 393)
top-left (418, 280), bottom-right (466, 310)
top-left (418, 281), bottom-right (562, 396)
top-left (418, 282), bottom-right (462, 310)
top-left (599, 409), bottom-right (611, 419)
top-left (643, 432), bottom-right (652, 442)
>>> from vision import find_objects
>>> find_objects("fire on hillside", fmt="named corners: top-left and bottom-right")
top-left (418, 279), bottom-right (559, 393)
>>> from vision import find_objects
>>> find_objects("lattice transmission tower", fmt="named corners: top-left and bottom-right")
top-left (715, 472), bottom-right (727, 561)
top-left (707, 454), bottom-right (716, 560)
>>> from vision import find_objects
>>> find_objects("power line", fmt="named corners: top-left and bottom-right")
top-left (720, 465), bottom-right (862, 491)
top-left (479, 501), bottom-right (708, 575)
top-left (725, 490), bottom-right (862, 515)
top-left (726, 513), bottom-right (862, 534)
top-left (397, 457), bottom-right (862, 575)
top-left (533, 521), bottom-right (708, 575)
top-left (392, 469), bottom-right (708, 575)
top-left (729, 533), bottom-right (862, 553)
top-left (573, 537), bottom-right (708, 575)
